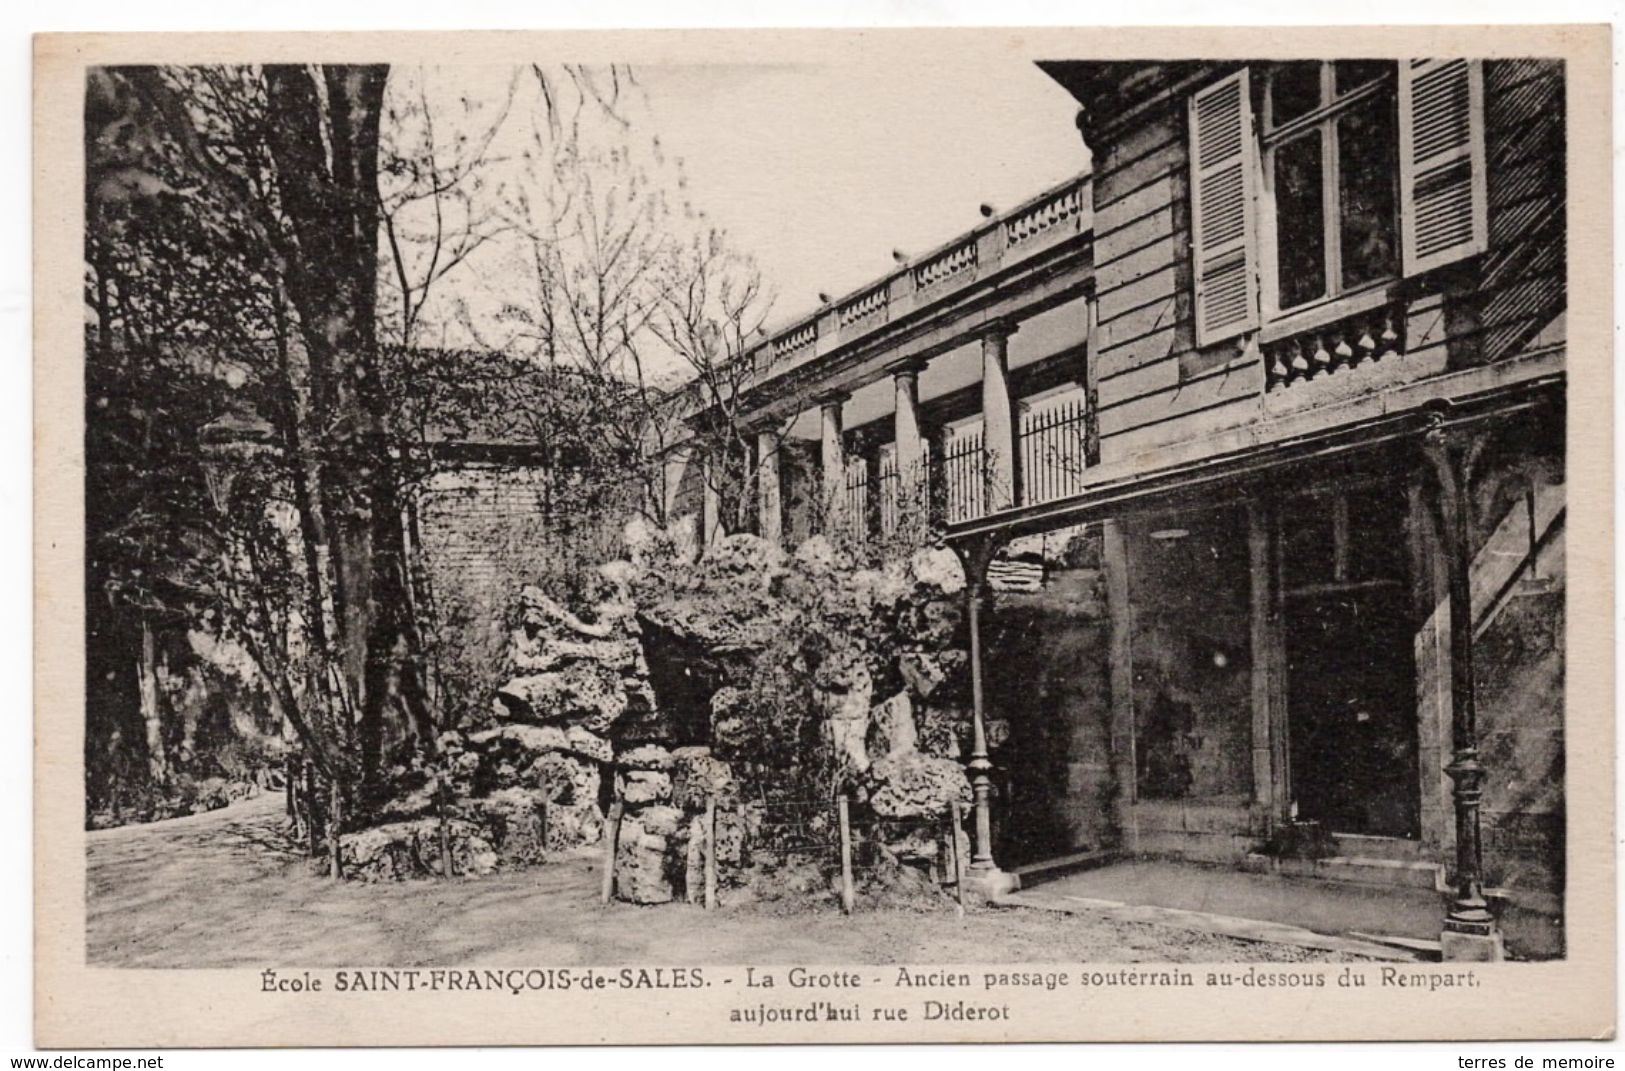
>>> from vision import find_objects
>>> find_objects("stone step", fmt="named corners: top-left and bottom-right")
top-left (1242, 852), bottom-right (1448, 892)
top-left (1010, 848), bottom-right (1119, 883)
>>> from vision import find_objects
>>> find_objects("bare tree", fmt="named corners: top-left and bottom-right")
top-left (651, 234), bottom-right (787, 536)
top-left (378, 67), bottom-right (517, 351)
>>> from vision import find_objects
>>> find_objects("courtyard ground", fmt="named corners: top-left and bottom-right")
top-left (87, 793), bottom-right (1372, 968)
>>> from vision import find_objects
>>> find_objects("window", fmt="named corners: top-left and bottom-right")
top-left (1187, 60), bottom-right (1487, 350)
top-left (1263, 62), bottom-right (1400, 313)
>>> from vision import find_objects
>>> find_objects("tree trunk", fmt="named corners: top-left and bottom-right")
top-left (264, 64), bottom-right (395, 782)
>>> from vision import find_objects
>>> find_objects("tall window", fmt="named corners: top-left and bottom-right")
top-left (1264, 61), bottom-right (1400, 312)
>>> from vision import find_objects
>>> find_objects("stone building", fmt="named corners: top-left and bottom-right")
top-left (670, 58), bottom-right (1565, 960)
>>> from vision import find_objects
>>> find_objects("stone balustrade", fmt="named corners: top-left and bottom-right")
top-left (773, 320), bottom-right (818, 363)
top-left (1264, 301), bottom-right (1407, 391)
top-left (1003, 182), bottom-right (1087, 247)
top-left (838, 285), bottom-right (889, 330)
top-left (913, 239), bottom-right (979, 291)
top-left (740, 172), bottom-right (1090, 395)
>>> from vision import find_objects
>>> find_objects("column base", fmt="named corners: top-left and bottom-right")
top-left (1440, 928), bottom-right (1505, 962)
top-left (963, 867), bottom-right (1021, 901)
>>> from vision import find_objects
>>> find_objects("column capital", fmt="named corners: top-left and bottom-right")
top-left (970, 317), bottom-right (1020, 344)
top-left (886, 357), bottom-right (928, 379)
top-left (815, 390), bottom-right (849, 411)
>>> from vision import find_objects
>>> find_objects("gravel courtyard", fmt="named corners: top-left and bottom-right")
top-left (87, 794), bottom-right (1366, 968)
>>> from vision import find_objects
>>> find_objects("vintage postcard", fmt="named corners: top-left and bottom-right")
top-left (33, 24), bottom-right (1614, 1047)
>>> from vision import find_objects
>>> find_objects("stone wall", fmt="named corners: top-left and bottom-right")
top-left (983, 528), bottom-right (1116, 866)
top-left (1468, 429), bottom-right (1566, 897)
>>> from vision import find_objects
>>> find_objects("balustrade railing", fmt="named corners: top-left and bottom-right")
top-left (773, 321), bottom-right (818, 363)
top-left (741, 172), bottom-right (1088, 392)
top-left (1018, 399), bottom-right (1090, 506)
top-left (838, 286), bottom-right (888, 330)
top-left (913, 239), bottom-right (979, 291)
top-left (1264, 301), bottom-right (1407, 391)
top-left (1004, 181), bottom-right (1087, 247)
top-left (939, 430), bottom-right (986, 524)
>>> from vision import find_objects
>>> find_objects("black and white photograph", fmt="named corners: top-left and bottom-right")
top-left (29, 23), bottom-right (1613, 1048)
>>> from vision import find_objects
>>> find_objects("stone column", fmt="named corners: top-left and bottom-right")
top-left (701, 451), bottom-right (723, 550)
top-left (893, 363), bottom-right (925, 496)
top-left (819, 396), bottom-right (847, 532)
top-left (980, 322), bottom-right (1020, 512)
top-left (1422, 417), bottom-right (1504, 962)
top-left (756, 429), bottom-right (782, 546)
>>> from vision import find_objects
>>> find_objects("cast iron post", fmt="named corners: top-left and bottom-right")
top-left (1421, 414), bottom-right (1503, 960)
top-left (958, 535), bottom-right (1018, 898)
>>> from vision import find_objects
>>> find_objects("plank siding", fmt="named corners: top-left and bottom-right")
top-left (1095, 173), bottom-right (1185, 238)
top-left (1081, 58), bottom-right (1562, 458)
top-left (1097, 394), bottom-right (1261, 463)
top-left (1096, 298), bottom-right (1189, 363)
top-left (1097, 359), bottom-right (1261, 438)
top-left (1089, 71), bottom-right (1229, 450)
top-left (1098, 262), bottom-right (1180, 325)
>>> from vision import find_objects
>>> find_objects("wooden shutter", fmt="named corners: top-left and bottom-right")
top-left (1399, 58), bottom-right (1487, 275)
top-left (1189, 69), bottom-right (1259, 348)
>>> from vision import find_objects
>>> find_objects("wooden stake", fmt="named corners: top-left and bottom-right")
top-left (436, 781), bottom-right (453, 879)
top-left (704, 798), bottom-right (718, 911)
top-left (305, 761), bottom-right (320, 857)
top-left (837, 795), bottom-right (855, 915)
top-left (284, 754), bottom-right (296, 822)
top-left (538, 779), bottom-right (550, 863)
top-left (950, 801), bottom-right (967, 917)
top-left (600, 776), bottom-right (623, 905)
top-left (329, 778), bottom-right (343, 881)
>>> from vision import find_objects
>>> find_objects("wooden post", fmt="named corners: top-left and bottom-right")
top-left (704, 798), bottom-right (718, 911)
top-left (538, 769), bottom-right (550, 861)
top-left (600, 777), bottom-right (623, 905)
top-left (285, 754), bottom-right (297, 823)
top-left (949, 801), bottom-right (967, 916)
top-left (837, 795), bottom-right (855, 915)
top-left (436, 780), bottom-right (453, 879)
top-left (304, 760), bottom-right (320, 858)
top-left (328, 778), bottom-right (343, 881)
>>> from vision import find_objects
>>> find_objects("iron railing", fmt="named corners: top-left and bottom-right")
top-left (1019, 399), bottom-right (1090, 506)
top-left (939, 430), bottom-right (986, 525)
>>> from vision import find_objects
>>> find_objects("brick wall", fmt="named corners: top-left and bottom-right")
top-left (411, 463), bottom-right (631, 724)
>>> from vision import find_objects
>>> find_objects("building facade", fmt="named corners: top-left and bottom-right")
top-left (674, 57), bottom-right (1565, 959)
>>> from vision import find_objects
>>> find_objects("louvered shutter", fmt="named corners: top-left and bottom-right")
top-left (1398, 59), bottom-right (1487, 275)
top-left (1189, 69), bottom-right (1259, 348)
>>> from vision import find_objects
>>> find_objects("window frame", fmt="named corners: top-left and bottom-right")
top-left (1257, 62), bottom-right (1402, 329)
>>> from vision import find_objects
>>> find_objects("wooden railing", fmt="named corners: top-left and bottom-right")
top-left (1264, 301), bottom-right (1407, 391)
top-left (1019, 398), bottom-right (1090, 506)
